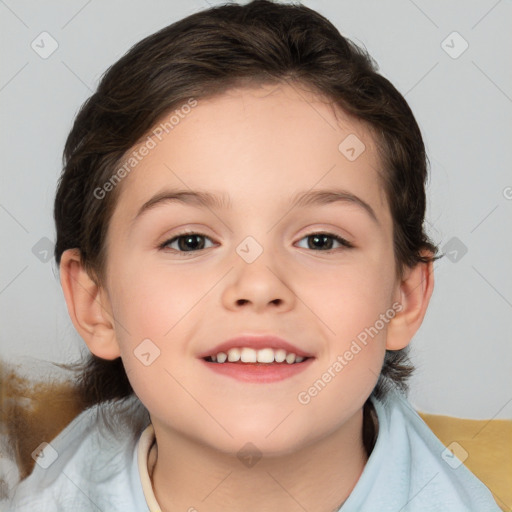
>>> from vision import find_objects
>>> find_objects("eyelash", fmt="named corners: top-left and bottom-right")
top-left (158, 230), bottom-right (354, 256)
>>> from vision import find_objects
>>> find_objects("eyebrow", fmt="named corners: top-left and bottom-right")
top-left (132, 187), bottom-right (378, 225)
top-left (290, 189), bottom-right (378, 223)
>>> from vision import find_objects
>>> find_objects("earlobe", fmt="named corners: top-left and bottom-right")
top-left (386, 253), bottom-right (435, 351)
top-left (59, 249), bottom-right (121, 360)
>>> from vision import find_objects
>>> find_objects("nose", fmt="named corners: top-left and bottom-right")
top-left (221, 248), bottom-right (296, 313)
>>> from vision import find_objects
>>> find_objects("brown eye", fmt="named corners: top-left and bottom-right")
top-left (160, 232), bottom-right (215, 253)
top-left (296, 232), bottom-right (353, 251)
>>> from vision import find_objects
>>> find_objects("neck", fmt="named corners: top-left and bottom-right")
top-left (150, 404), bottom-right (374, 512)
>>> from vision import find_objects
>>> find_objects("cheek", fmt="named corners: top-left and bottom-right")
top-left (108, 261), bottom-right (217, 401)
top-left (293, 268), bottom-right (391, 434)
top-left (303, 253), bottom-right (396, 339)
top-left (111, 261), bottom-right (207, 343)
top-left (296, 253), bottom-right (395, 390)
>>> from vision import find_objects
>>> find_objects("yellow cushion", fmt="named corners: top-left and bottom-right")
top-left (418, 411), bottom-right (512, 512)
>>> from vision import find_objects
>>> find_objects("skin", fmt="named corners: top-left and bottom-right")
top-left (60, 82), bottom-right (434, 512)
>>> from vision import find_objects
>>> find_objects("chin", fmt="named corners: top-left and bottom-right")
top-left (204, 417), bottom-right (314, 458)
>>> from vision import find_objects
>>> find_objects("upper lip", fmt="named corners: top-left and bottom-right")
top-left (198, 334), bottom-right (315, 359)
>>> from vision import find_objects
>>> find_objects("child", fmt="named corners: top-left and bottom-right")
top-left (4, 0), bottom-right (501, 510)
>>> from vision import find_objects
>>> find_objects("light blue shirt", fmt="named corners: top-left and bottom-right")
top-left (4, 398), bottom-right (150, 511)
top-left (3, 390), bottom-right (500, 511)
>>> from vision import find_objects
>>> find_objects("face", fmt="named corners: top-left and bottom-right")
top-left (101, 82), bottom-right (400, 455)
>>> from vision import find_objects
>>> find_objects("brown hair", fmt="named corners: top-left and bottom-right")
top-left (54, 0), bottom-right (439, 409)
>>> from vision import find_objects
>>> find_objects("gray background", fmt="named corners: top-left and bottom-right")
top-left (1, 0), bottom-right (511, 419)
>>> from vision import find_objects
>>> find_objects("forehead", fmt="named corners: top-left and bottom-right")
top-left (113, 82), bottom-right (388, 222)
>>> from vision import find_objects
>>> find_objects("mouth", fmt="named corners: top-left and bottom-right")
top-left (203, 347), bottom-right (310, 365)
top-left (199, 337), bottom-right (315, 383)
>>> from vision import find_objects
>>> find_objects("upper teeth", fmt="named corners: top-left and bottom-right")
top-left (209, 347), bottom-right (305, 364)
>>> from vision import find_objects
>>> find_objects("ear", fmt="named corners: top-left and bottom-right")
top-left (59, 249), bottom-right (121, 360)
top-left (386, 251), bottom-right (435, 350)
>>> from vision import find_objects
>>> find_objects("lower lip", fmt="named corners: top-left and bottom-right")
top-left (200, 358), bottom-right (314, 383)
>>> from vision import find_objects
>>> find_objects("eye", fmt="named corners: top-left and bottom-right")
top-left (158, 230), bottom-right (353, 256)
top-left (159, 231), bottom-right (216, 254)
top-left (295, 232), bottom-right (354, 251)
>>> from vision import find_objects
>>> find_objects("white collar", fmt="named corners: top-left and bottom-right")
top-left (136, 424), bottom-right (162, 512)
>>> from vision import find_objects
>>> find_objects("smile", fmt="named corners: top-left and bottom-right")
top-left (201, 348), bottom-right (314, 383)
top-left (205, 347), bottom-right (307, 364)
